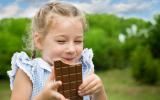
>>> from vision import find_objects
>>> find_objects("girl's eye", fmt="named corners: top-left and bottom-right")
top-left (57, 40), bottom-right (66, 44)
top-left (75, 40), bottom-right (83, 44)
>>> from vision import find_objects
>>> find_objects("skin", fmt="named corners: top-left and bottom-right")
top-left (11, 17), bottom-right (107, 100)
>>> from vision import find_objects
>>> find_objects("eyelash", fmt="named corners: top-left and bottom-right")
top-left (75, 41), bottom-right (83, 43)
top-left (56, 40), bottom-right (83, 44)
top-left (57, 40), bottom-right (66, 44)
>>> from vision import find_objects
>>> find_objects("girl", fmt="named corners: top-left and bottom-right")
top-left (7, 1), bottom-right (107, 100)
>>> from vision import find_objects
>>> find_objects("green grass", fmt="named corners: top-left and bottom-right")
top-left (0, 68), bottom-right (160, 100)
top-left (97, 68), bottom-right (160, 100)
top-left (0, 80), bottom-right (11, 100)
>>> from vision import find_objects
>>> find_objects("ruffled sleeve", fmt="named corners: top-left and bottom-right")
top-left (7, 51), bottom-right (33, 90)
top-left (81, 48), bottom-right (94, 78)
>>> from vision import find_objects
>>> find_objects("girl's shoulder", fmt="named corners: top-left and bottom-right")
top-left (11, 51), bottom-right (33, 68)
top-left (9, 51), bottom-right (51, 71)
top-left (7, 51), bottom-right (51, 90)
top-left (7, 51), bottom-right (33, 89)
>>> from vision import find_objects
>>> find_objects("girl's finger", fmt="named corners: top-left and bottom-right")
top-left (86, 83), bottom-right (101, 95)
top-left (51, 81), bottom-right (62, 90)
top-left (80, 78), bottom-right (97, 93)
top-left (79, 74), bottom-right (95, 90)
top-left (79, 83), bottom-right (100, 96)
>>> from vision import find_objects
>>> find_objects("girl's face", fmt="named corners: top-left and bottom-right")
top-left (36, 17), bottom-right (84, 65)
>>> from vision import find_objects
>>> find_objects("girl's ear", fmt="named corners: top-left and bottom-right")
top-left (34, 32), bottom-right (43, 51)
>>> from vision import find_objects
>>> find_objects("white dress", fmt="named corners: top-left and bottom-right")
top-left (7, 48), bottom-right (94, 100)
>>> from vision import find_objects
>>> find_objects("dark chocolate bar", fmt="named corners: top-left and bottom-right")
top-left (54, 60), bottom-right (83, 100)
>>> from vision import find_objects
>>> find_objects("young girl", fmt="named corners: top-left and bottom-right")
top-left (7, 1), bottom-right (107, 100)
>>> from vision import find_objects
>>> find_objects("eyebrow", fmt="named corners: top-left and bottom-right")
top-left (54, 34), bottom-right (83, 38)
top-left (75, 35), bottom-right (83, 38)
top-left (52, 33), bottom-right (65, 38)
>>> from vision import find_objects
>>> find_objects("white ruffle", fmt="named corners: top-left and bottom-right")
top-left (7, 52), bottom-right (33, 90)
top-left (81, 48), bottom-right (94, 77)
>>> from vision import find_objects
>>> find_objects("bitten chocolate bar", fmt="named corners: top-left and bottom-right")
top-left (54, 60), bottom-right (83, 100)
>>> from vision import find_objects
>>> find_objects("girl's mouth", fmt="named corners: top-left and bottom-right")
top-left (62, 57), bottom-right (76, 64)
top-left (63, 58), bottom-right (74, 61)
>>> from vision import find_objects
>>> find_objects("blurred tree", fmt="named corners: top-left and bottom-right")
top-left (148, 14), bottom-right (160, 58)
top-left (0, 18), bottom-right (30, 79)
top-left (131, 46), bottom-right (160, 84)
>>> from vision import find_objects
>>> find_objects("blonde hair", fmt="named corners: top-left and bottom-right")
top-left (26, 2), bottom-right (87, 58)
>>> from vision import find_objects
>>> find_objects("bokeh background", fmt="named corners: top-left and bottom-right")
top-left (0, 0), bottom-right (160, 100)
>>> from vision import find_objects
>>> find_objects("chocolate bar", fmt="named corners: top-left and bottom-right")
top-left (54, 60), bottom-right (83, 100)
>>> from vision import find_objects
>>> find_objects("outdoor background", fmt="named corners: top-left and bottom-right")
top-left (0, 0), bottom-right (160, 100)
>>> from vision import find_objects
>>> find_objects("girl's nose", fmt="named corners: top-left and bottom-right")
top-left (66, 43), bottom-right (76, 54)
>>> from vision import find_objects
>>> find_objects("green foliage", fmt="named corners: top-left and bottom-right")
top-left (121, 35), bottom-right (147, 66)
top-left (84, 14), bottom-right (149, 71)
top-left (0, 18), bottom-right (30, 79)
top-left (86, 14), bottom-right (121, 37)
top-left (131, 46), bottom-right (160, 84)
top-left (84, 28), bottom-right (108, 70)
top-left (86, 14), bottom-right (148, 37)
top-left (0, 32), bottom-right (23, 79)
top-left (148, 14), bottom-right (160, 58)
top-left (84, 28), bottom-right (126, 70)
top-left (0, 18), bottom-right (30, 36)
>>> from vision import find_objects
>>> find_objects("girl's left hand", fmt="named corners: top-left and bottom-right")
top-left (78, 74), bottom-right (103, 96)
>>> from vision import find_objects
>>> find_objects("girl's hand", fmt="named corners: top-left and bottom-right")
top-left (78, 73), bottom-right (104, 96)
top-left (34, 68), bottom-right (68, 100)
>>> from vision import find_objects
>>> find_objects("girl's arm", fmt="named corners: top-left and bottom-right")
top-left (11, 69), bottom-right (32, 100)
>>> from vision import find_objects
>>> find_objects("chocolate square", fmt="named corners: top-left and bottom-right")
top-left (62, 67), bottom-right (69, 75)
top-left (69, 66), bottom-right (76, 73)
top-left (62, 75), bottom-right (69, 83)
top-left (64, 90), bottom-right (70, 97)
top-left (63, 83), bottom-right (70, 90)
top-left (70, 81), bottom-right (77, 89)
top-left (70, 89), bottom-right (77, 96)
top-left (70, 74), bottom-right (76, 81)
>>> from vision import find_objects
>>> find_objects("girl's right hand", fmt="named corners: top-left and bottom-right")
top-left (34, 68), bottom-right (67, 100)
